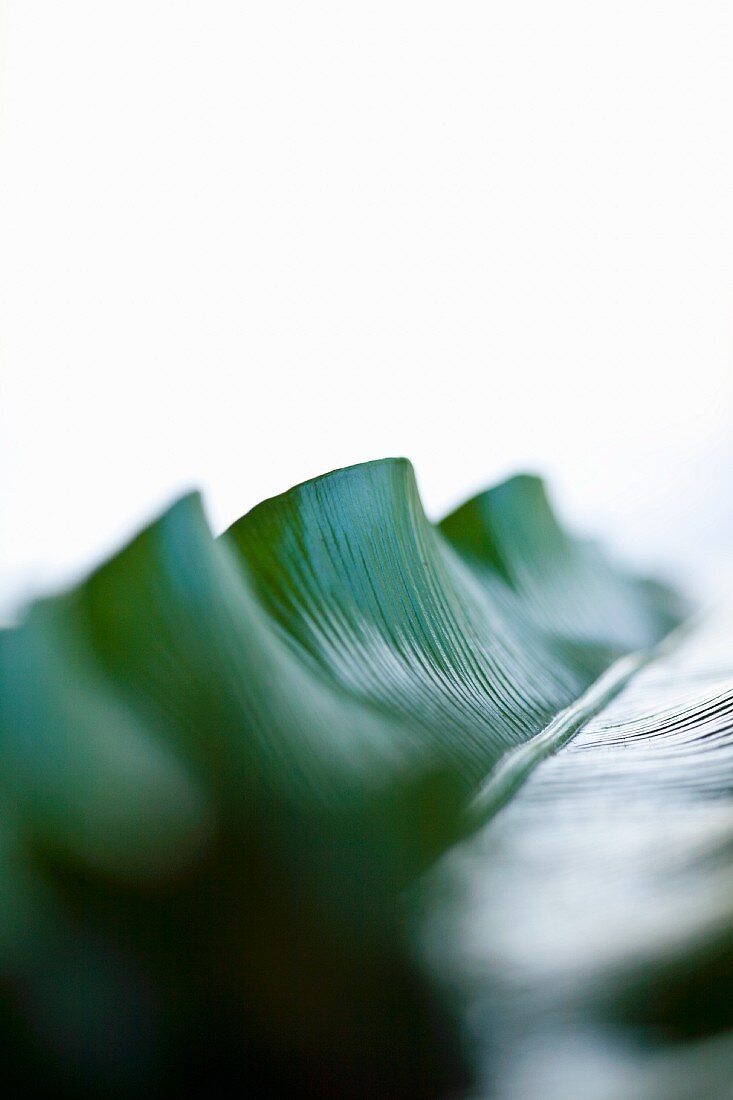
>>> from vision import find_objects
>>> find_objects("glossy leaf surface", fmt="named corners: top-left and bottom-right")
top-left (3, 457), bottom-right (729, 1099)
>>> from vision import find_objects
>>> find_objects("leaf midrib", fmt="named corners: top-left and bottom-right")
top-left (464, 619), bottom-right (695, 831)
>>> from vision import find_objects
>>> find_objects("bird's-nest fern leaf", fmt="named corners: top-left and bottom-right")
top-left (5, 457), bottom-right (730, 1100)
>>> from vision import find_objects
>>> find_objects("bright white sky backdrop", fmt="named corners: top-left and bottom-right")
top-left (2, 3), bottom-right (732, 614)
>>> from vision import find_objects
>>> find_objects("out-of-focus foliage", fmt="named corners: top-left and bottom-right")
top-left (4, 457), bottom-right (727, 1098)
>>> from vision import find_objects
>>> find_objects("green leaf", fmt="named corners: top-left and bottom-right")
top-left (5, 456), bottom-right (725, 1099)
top-left (225, 459), bottom-right (652, 782)
top-left (440, 472), bottom-right (680, 655)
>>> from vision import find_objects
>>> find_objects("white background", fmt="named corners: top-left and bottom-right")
top-left (2, 2), bottom-right (732, 615)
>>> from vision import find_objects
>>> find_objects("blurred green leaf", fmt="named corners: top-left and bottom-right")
top-left (5, 457), bottom-right (726, 1099)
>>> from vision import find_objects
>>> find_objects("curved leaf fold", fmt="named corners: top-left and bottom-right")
top-left (0, 457), bottom-right (707, 1097)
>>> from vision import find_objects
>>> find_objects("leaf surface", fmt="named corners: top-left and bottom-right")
top-left (3, 457), bottom-right (724, 1098)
